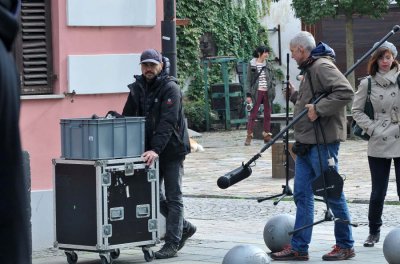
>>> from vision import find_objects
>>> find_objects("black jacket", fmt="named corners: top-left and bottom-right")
top-left (0, 2), bottom-right (31, 263)
top-left (122, 71), bottom-right (190, 160)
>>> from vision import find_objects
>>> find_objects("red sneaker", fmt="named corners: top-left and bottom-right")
top-left (270, 245), bottom-right (309, 261)
top-left (322, 245), bottom-right (355, 261)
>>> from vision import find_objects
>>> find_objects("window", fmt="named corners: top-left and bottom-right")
top-left (14, 0), bottom-right (53, 95)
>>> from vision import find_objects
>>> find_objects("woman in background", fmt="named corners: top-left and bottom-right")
top-left (352, 41), bottom-right (400, 247)
top-left (244, 46), bottom-right (275, 146)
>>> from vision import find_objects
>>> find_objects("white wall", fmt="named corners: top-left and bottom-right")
top-left (68, 54), bottom-right (141, 94)
top-left (262, 0), bottom-right (301, 111)
top-left (67, 0), bottom-right (156, 26)
top-left (31, 190), bottom-right (54, 250)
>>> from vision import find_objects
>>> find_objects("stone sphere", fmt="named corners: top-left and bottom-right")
top-left (222, 244), bottom-right (270, 264)
top-left (383, 227), bottom-right (400, 264)
top-left (263, 214), bottom-right (295, 253)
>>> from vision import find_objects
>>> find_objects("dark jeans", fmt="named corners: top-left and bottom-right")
top-left (367, 156), bottom-right (400, 234)
top-left (158, 157), bottom-right (190, 245)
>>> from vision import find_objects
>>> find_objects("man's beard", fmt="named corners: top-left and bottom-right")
top-left (144, 71), bottom-right (156, 80)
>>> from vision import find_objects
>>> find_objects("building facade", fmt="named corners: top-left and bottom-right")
top-left (16, 0), bottom-right (163, 250)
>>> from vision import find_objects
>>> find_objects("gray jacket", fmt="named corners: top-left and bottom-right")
top-left (293, 57), bottom-right (354, 144)
top-left (352, 67), bottom-right (400, 158)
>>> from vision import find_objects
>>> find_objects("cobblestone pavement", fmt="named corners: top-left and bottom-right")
top-left (32, 130), bottom-right (400, 264)
top-left (184, 129), bottom-right (399, 202)
top-left (33, 197), bottom-right (400, 263)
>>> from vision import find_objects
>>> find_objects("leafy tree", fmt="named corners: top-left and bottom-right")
top-left (284, 0), bottom-right (391, 88)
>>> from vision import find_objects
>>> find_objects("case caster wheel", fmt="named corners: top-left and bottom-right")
top-left (142, 247), bottom-right (154, 262)
top-left (100, 255), bottom-right (113, 264)
top-left (65, 251), bottom-right (78, 264)
top-left (110, 249), bottom-right (120, 260)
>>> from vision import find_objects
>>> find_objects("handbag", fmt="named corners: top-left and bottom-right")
top-left (352, 77), bottom-right (374, 140)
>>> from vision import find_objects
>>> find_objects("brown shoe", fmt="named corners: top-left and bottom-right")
top-left (322, 245), bottom-right (355, 261)
top-left (244, 133), bottom-right (253, 146)
top-left (270, 245), bottom-right (309, 261)
top-left (363, 233), bottom-right (380, 247)
top-left (262, 131), bottom-right (272, 143)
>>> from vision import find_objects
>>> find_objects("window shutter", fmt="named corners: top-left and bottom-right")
top-left (16, 0), bottom-right (53, 95)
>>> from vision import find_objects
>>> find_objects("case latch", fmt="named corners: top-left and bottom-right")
top-left (147, 169), bottom-right (157, 182)
top-left (148, 219), bottom-right (158, 232)
top-left (136, 204), bottom-right (150, 218)
top-left (110, 207), bottom-right (124, 221)
top-left (102, 224), bottom-right (112, 237)
top-left (102, 172), bottom-right (111, 186)
top-left (125, 162), bottom-right (134, 176)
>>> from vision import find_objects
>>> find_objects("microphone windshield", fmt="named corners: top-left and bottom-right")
top-left (217, 165), bottom-right (252, 189)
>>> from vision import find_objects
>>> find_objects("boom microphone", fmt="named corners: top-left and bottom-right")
top-left (217, 164), bottom-right (252, 189)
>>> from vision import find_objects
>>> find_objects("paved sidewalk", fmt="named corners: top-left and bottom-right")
top-left (33, 130), bottom-right (400, 264)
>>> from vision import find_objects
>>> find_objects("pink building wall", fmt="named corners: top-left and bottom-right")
top-left (20, 0), bottom-right (164, 190)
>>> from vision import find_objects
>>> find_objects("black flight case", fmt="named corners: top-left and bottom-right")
top-left (52, 157), bottom-right (160, 263)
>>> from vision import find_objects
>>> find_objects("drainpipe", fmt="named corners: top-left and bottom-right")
top-left (161, 0), bottom-right (177, 77)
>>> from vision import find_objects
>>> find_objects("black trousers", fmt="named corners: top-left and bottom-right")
top-left (158, 157), bottom-right (191, 245)
top-left (367, 156), bottom-right (400, 234)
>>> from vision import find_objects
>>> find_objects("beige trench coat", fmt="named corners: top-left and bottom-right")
top-left (352, 67), bottom-right (400, 158)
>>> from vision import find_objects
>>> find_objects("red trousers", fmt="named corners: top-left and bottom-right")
top-left (247, 90), bottom-right (271, 134)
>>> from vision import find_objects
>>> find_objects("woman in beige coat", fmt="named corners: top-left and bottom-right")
top-left (352, 41), bottom-right (400, 248)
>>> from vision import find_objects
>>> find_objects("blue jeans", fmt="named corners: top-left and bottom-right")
top-left (291, 142), bottom-right (354, 252)
top-left (159, 157), bottom-right (190, 245)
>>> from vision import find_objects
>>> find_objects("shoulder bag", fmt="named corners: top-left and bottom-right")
top-left (304, 70), bottom-right (344, 199)
top-left (352, 77), bottom-right (374, 140)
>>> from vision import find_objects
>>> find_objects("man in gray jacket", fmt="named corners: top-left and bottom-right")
top-left (271, 31), bottom-right (355, 261)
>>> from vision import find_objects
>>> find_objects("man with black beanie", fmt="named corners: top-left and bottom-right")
top-left (0, 0), bottom-right (31, 263)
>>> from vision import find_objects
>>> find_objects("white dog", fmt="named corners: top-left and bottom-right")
top-left (189, 138), bottom-right (204, 152)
